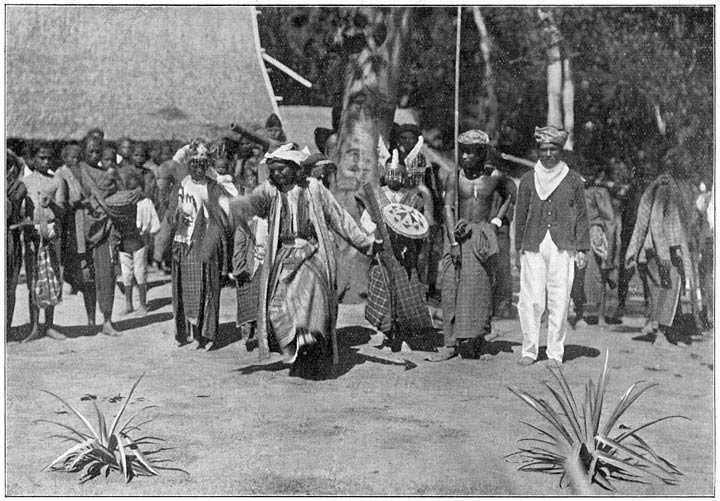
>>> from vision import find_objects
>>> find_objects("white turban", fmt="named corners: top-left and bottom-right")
top-left (263, 143), bottom-right (310, 165)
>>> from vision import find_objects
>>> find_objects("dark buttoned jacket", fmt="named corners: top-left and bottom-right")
top-left (514, 168), bottom-right (590, 253)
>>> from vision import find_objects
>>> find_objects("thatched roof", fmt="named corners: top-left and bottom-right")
top-left (6, 6), bottom-right (278, 141)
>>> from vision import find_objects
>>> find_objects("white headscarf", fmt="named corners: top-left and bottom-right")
top-left (533, 160), bottom-right (569, 201)
top-left (263, 143), bottom-right (310, 165)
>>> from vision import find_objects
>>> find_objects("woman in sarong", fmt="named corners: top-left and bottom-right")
top-left (76, 143), bottom-right (128, 337)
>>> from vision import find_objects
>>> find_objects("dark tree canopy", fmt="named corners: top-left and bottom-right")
top-left (258, 6), bottom-right (713, 182)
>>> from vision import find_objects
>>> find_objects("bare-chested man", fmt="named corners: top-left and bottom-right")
top-left (428, 130), bottom-right (513, 361)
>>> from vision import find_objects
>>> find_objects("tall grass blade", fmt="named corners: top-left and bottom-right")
top-left (43, 438), bottom-right (94, 471)
top-left (509, 387), bottom-right (574, 445)
top-left (595, 435), bottom-right (677, 476)
top-left (119, 405), bottom-right (159, 434)
top-left (602, 381), bottom-right (657, 436)
top-left (114, 432), bottom-right (129, 482)
top-left (125, 437), bottom-right (160, 476)
top-left (543, 383), bottom-right (584, 444)
top-left (595, 451), bottom-right (678, 484)
top-left (549, 367), bottom-right (582, 429)
top-left (93, 401), bottom-right (108, 446)
top-left (35, 419), bottom-right (91, 441)
top-left (108, 375), bottom-right (144, 438)
top-left (622, 432), bottom-right (682, 473)
top-left (41, 390), bottom-right (100, 441)
top-left (519, 421), bottom-right (563, 445)
top-left (591, 350), bottom-right (609, 435)
top-left (613, 415), bottom-right (690, 444)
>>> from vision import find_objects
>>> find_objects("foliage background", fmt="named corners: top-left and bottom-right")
top-left (258, 6), bottom-right (713, 182)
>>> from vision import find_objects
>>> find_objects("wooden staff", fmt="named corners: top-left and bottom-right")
top-left (454, 6), bottom-right (462, 216)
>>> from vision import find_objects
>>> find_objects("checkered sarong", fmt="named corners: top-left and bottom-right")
top-left (441, 227), bottom-right (494, 343)
top-left (365, 264), bottom-right (392, 332)
top-left (179, 244), bottom-right (205, 322)
top-left (236, 273), bottom-right (260, 325)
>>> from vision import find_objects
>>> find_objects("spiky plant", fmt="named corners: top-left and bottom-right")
top-left (507, 351), bottom-right (687, 494)
top-left (37, 375), bottom-right (178, 483)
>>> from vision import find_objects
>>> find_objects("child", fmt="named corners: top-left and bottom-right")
top-left (22, 142), bottom-right (68, 342)
top-left (130, 141), bottom-right (157, 196)
top-left (117, 170), bottom-right (160, 316)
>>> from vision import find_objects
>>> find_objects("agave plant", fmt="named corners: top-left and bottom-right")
top-left (37, 375), bottom-right (176, 483)
top-left (507, 351), bottom-right (687, 494)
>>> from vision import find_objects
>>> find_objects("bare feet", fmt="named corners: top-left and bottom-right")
top-left (22, 327), bottom-right (43, 343)
top-left (426, 346), bottom-right (458, 362)
top-left (518, 357), bottom-right (534, 366)
top-left (45, 328), bottom-right (67, 341)
top-left (101, 322), bottom-right (121, 337)
top-left (203, 341), bottom-right (215, 351)
top-left (136, 306), bottom-right (148, 317)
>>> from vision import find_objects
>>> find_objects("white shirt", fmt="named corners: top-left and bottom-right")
top-left (174, 176), bottom-right (209, 244)
top-left (136, 198), bottom-right (161, 236)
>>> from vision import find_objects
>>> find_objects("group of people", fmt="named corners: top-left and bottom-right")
top-left (6, 113), bottom-right (713, 373)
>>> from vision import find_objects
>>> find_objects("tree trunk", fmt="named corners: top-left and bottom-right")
top-left (562, 57), bottom-right (574, 150)
top-left (331, 7), bottom-right (411, 303)
top-left (539, 9), bottom-right (563, 129)
top-left (472, 7), bottom-right (498, 140)
top-left (546, 43), bottom-right (563, 129)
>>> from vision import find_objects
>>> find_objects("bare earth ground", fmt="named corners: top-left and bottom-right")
top-left (5, 269), bottom-right (715, 496)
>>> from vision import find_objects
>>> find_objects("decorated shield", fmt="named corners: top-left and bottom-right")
top-left (382, 202), bottom-right (429, 239)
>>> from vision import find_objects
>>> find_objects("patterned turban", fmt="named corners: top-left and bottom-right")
top-left (186, 140), bottom-right (211, 160)
top-left (534, 126), bottom-right (568, 147)
top-left (458, 129), bottom-right (490, 146)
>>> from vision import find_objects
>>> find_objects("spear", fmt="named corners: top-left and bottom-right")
top-left (454, 6), bottom-right (462, 216)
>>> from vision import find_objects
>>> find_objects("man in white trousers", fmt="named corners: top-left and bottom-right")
top-left (514, 126), bottom-right (589, 367)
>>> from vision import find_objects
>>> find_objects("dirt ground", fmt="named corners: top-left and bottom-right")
top-left (5, 269), bottom-right (715, 496)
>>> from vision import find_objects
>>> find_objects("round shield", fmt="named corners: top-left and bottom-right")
top-left (382, 203), bottom-right (429, 239)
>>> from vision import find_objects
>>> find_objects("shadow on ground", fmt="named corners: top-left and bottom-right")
top-left (114, 312), bottom-right (174, 332)
top-left (212, 321), bottom-right (245, 350)
top-left (147, 297), bottom-right (172, 312)
top-left (234, 326), bottom-right (416, 381)
top-left (536, 344), bottom-right (601, 362)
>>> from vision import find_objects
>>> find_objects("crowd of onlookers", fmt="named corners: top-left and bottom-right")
top-left (5, 113), bottom-right (714, 365)
top-left (6, 115), bottom-right (279, 342)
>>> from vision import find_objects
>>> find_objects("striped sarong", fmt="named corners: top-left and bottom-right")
top-left (267, 240), bottom-right (330, 363)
